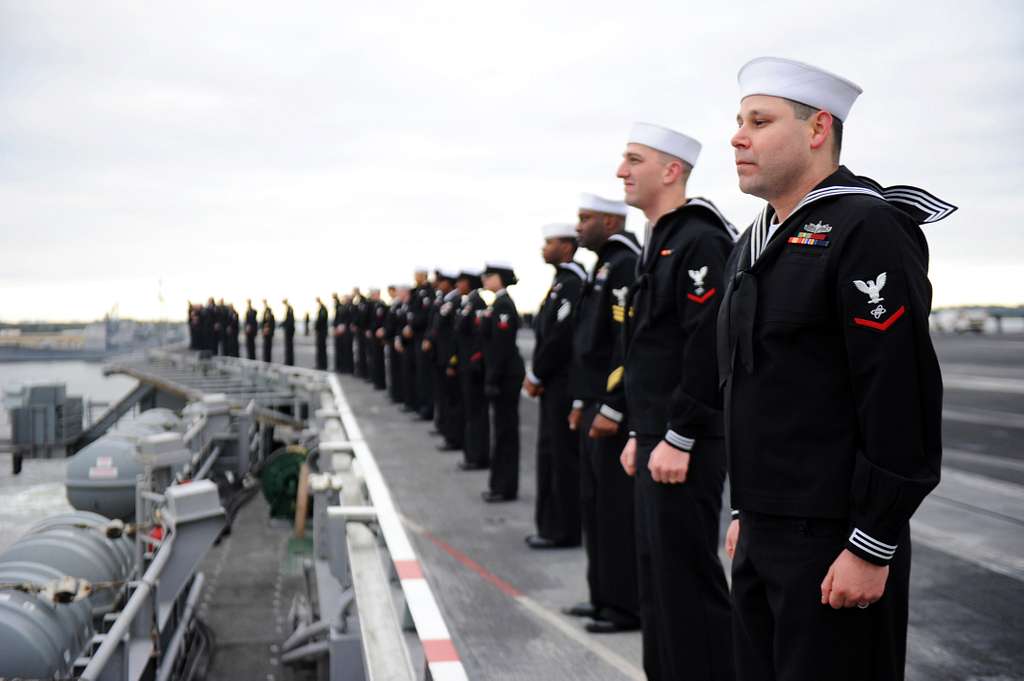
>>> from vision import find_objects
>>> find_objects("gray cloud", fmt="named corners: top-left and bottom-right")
top-left (1, 0), bottom-right (1021, 320)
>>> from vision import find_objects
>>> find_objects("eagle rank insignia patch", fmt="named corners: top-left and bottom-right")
top-left (850, 272), bottom-right (905, 331)
top-left (686, 266), bottom-right (716, 304)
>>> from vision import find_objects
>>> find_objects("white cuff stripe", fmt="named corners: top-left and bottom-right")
top-left (664, 430), bottom-right (695, 451)
top-left (572, 400), bottom-right (584, 410)
top-left (599, 404), bottom-right (624, 423)
top-left (526, 370), bottom-right (542, 386)
top-left (849, 529), bottom-right (897, 560)
top-left (628, 431), bottom-right (637, 438)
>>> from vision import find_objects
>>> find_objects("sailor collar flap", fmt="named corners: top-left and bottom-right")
top-left (738, 166), bottom-right (957, 274)
top-left (720, 167), bottom-right (957, 383)
top-left (639, 197), bottom-right (736, 275)
top-left (557, 261), bottom-right (587, 281)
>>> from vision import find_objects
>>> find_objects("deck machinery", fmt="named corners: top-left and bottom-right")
top-left (0, 349), bottom-right (466, 681)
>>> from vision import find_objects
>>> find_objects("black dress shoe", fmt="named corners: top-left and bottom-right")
top-left (525, 535), bottom-right (576, 549)
top-left (562, 602), bottom-right (600, 618)
top-left (481, 491), bottom-right (516, 503)
top-left (584, 619), bottom-right (641, 634)
top-left (456, 462), bottom-right (485, 471)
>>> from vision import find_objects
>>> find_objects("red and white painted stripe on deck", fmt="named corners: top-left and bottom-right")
top-left (327, 375), bottom-right (470, 681)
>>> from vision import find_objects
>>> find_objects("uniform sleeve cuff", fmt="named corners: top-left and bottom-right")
top-left (526, 370), bottom-right (542, 386)
top-left (599, 404), bottom-right (624, 423)
top-left (731, 509), bottom-right (740, 519)
top-left (628, 431), bottom-right (637, 439)
top-left (664, 430), bottom-right (695, 452)
top-left (572, 400), bottom-right (584, 410)
top-left (847, 528), bottom-right (897, 565)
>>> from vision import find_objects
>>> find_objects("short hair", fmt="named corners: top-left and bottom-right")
top-left (787, 99), bottom-right (843, 162)
top-left (656, 151), bottom-right (693, 184)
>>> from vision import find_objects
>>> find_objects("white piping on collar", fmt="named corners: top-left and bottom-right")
top-left (606, 232), bottom-right (642, 255)
top-left (558, 261), bottom-right (587, 281)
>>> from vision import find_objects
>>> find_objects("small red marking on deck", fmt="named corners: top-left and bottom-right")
top-left (419, 528), bottom-right (523, 598)
top-left (422, 638), bottom-right (460, 663)
top-left (394, 560), bottom-right (423, 580)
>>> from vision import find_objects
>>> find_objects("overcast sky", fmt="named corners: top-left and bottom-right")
top-left (1, 0), bottom-right (1021, 321)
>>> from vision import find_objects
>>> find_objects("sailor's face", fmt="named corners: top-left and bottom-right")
top-left (541, 238), bottom-right (564, 265)
top-left (617, 143), bottom-right (661, 210)
top-left (733, 96), bottom-right (811, 199)
top-left (576, 210), bottom-right (603, 250)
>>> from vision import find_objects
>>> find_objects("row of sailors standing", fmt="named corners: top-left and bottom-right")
top-left (510, 55), bottom-right (954, 681)
top-left (341, 264), bottom-right (531, 503)
top-left (189, 298), bottom-right (300, 364)
top-left (192, 54), bottom-right (955, 681)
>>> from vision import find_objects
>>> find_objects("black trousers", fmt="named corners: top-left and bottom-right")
top-left (635, 436), bottom-right (733, 681)
top-left (442, 370), bottom-right (464, 448)
top-left (415, 338), bottom-right (434, 419)
top-left (339, 334), bottom-right (354, 373)
top-left (387, 345), bottom-right (404, 403)
top-left (245, 334), bottom-right (256, 360)
top-left (262, 336), bottom-right (273, 363)
top-left (488, 384), bottom-right (520, 498)
top-left (355, 335), bottom-right (367, 378)
top-left (534, 374), bottom-right (581, 544)
top-left (402, 346), bottom-right (418, 410)
top-left (579, 403), bottom-right (638, 618)
top-left (371, 341), bottom-right (386, 389)
top-left (732, 512), bottom-right (911, 681)
top-left (333, 331), bottom-right (346, 368)
top-left (432, 365), bottom-right (447, 435)
top-left (460, 370), bottom-right (489, 467)
top-left (284, 333), bottom-right (295, 366)
top-left (315, 333), bottom-right (327, 370)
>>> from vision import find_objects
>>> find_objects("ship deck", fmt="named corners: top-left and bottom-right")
top-left (2, 332), bottom-right (1023, 680)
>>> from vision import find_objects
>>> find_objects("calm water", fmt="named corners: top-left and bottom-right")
top-left (0, 360), bottom-right (139, 439)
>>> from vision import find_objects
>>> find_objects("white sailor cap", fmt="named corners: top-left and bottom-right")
top-left (738, 57), bottom-right (863, 122)
top-left (413, 265), bottom-right (430, 274)
top-left (579, 193), bottom-right (628, 216)
top-left (627, 122), bottom-right (701, 167)
top-left (435, 267), bottom-right (459, 281)
top-left (483, 260), bottom-right (518, 285)
top-left (483, 259), bottom-right (514, 272)
top-left (541, 223), bottom-right (577, 240)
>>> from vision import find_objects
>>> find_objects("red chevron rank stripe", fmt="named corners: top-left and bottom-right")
top-left (687, 288), bottom-right (717, 304)
top-left (853, 305), bottom-right (906, 331)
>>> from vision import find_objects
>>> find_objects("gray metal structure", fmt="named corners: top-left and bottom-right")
top-left (0, 348), bottom-right (466, 681)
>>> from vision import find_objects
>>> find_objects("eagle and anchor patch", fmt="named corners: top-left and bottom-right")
top-left (686, 266), bottom-right (716, 304)
top-left (850, 272), bottom-right (906, 331)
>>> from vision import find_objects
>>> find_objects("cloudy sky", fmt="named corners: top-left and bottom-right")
top-left (1, 0), bottom-right (1021, 321)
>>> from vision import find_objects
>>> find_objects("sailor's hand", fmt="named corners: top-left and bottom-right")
top-left (588, 413), bottom-right (619, 439)
top-left (821, 549), bottom-right (889, 609)
top-left (522, 377), bottom-right (541, 397)
top-left (567, 407), bottom-right (582, 431)
top-left (648, 441), bottom-right (690, 484)
top-left (422, 339), bottom-right (432, 352)
top-left (619, 437), bottom-right (637, 476)
top-left (402, 325), bottom-right (413, 339)
top-left (375, 328), bottom-right (385, 339)
top-left (725, 519), bottom-right (740, 559)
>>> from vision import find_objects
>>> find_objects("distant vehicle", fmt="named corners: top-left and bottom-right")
top-left (953, 309), bottom-right (988, 334)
